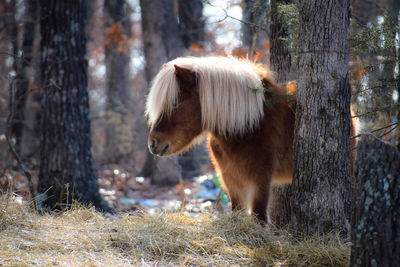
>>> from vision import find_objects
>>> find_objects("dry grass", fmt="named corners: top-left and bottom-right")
top-left (0, 195), bottom-right (350, 266)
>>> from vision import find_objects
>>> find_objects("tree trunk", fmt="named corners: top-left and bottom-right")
top-left (350, 0), bottom-right (381, 27)
top-left (350, 134), bottom-right (400, 267)
top-left (139, 0), bottom-right (184, 185)
top-left (242, 0), bottom-right (254, 49)
top-left (13, 0), bottom-right (39, 156)
top-left (241, 0), bottom-right (269, 59)
top-left (291, 0), bottom-right (352, 235)
top-left (268, 0), bottom-right (293, 227)
top-left (104, 0), bottom-right (133, 163)
top-left (5, 0), bottom-right (23, 153)
top-left (37, 0), bottom-right (111, 212)
top-left (178, 0), bottom-right (205, 49)
top-left (177, 0), bottom-right (207, 179)
top-left (269, 0), bottom-right (291, 83)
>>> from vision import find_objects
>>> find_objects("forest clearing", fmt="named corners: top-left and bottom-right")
top-left (0, 0), bottom-right (399, 266)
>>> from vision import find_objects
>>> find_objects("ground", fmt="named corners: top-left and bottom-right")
top-left (0, 161), bottom-right (229, 215)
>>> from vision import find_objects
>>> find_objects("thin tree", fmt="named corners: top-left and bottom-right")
top-left (12, 0), bottom-right (39, 154)
top-left (178, 0), bottom-right (205, 49)
top-left (291, 0), bottom-right (352, 235)
top-left (242, 0), bottom-right (268, 58)
top-left (177, 0), bottom-right (207, 178)
top-left (139, 0), bottom-right (184, 185)
top-left (104, 0), bottom-right (133, 163)
top-left (37, 0), bottom-right (111, 212)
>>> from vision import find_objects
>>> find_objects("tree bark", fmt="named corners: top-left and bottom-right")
top-left (350, 134), bottom-right (400, 267)
top-left (139, 0), bottom-right (184, 185)
top-left (37, 0), bottom-right (111, 212)
top-left (269, 0), bottom-right (291, 83)
top-left (291, 0), bottom-right (352, 235)
top-left (268, 0), bottom-right (293, 228)
top-left (104, 0), bottom-right (133, 163)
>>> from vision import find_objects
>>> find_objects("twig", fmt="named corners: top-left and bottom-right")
top-left (351, 122), bottom-right (400, 140)
top-left (5, 76), bottom-right (36, 205)
top-left (204, 1), bottom-right (268, 32)
top-left (0, 51), bottom-right (32, 66)
top-left (378, 123), bottom-right (400, 139)
top-left (249, 5), bottom-right (268, 60)
top-left (214, 188), bottom-right (223, 211)
top-left (352, 104), bottom-right (399, 118)
top-left (179, 175), bottom-right (187, 210)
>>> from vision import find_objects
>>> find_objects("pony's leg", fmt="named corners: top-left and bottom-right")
top-left (251, 174), bottom-right (273, 224)
top-left (225, 185), bottom-right (241, 211)
top-left (208, 135), bottom-right (246, 211)
top-left (217, 169), bottom-right (245, 211)
top-left (252, 189), bottom-right (269, 224)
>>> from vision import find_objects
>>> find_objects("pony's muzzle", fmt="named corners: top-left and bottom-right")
top-left (149, 139), bottom-right (157, 154)
top-left (160, 144), bottom-right (169, 156)
top-left (148, 138), bottom-right (170, 156)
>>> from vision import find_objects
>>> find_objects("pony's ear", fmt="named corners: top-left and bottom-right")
top-left (174, 65), bottom-right (196, 87)
top-left (262, 78), bottom-right (276, 89)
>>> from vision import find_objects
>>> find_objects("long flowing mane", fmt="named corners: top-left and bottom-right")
top-left (146, 56), bottom-right (275, 136)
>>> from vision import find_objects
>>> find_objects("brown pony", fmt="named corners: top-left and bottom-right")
top-left (146, 56), bottom-right (356, 223)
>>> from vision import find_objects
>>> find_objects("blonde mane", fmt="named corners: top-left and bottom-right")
top-left (146, 56), bottom-right (274, 136)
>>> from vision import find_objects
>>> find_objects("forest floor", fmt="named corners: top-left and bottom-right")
top-left (0, 164), bottom-right (230, 214)
top-left (0, 164), bottom-right (350, 266)
top-left (0, 194), bottom-right (350, 266)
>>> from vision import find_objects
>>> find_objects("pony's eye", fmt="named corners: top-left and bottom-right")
top-left (172, 102), bottom-right (179, 108)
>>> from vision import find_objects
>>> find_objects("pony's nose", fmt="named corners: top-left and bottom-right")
top-left (149, 139), bottom-right (157, 154)
top-left (160, 144), bottom-right (169, 156)
top-left (148, 138), bottom-right (170, 156)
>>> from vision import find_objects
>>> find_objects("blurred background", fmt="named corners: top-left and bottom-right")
top-left (0, 0), bottom-right (399, 212)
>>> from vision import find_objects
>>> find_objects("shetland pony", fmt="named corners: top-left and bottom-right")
top-left (146, 56), bottom-right (356, 223)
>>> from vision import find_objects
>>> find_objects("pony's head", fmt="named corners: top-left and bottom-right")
top-left (146, 63), bottom-right (203, 156)
top-left (145, 56), bottom-right (269, 156)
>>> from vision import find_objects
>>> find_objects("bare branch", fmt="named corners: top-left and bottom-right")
top-left (351, 122), bottom-right (400, 140)
top-left (204, 1), bottom-right (268, 32)
top-left (352, 104), bottom-right (400, 118)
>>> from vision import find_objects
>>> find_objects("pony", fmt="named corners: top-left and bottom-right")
top-left (145, 56), bottom-right (356, 223)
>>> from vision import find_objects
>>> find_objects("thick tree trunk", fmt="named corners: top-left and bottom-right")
top-left (37, 0), bottom-right (111, 212)
top-left (291, 0), bottom-right (352, 235)
top-left (268, 0), bottom-right (293, 227)
top-left (104, 0), bottom-right (133, 163)
top-left (139, 0), bottom-right (183, 185)
top-left (269, 186), bottom-right (292, 227)
top-left (269, 0), bottom-right (291, 83)
top-left (350, 134), bottom-right (400, 267)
